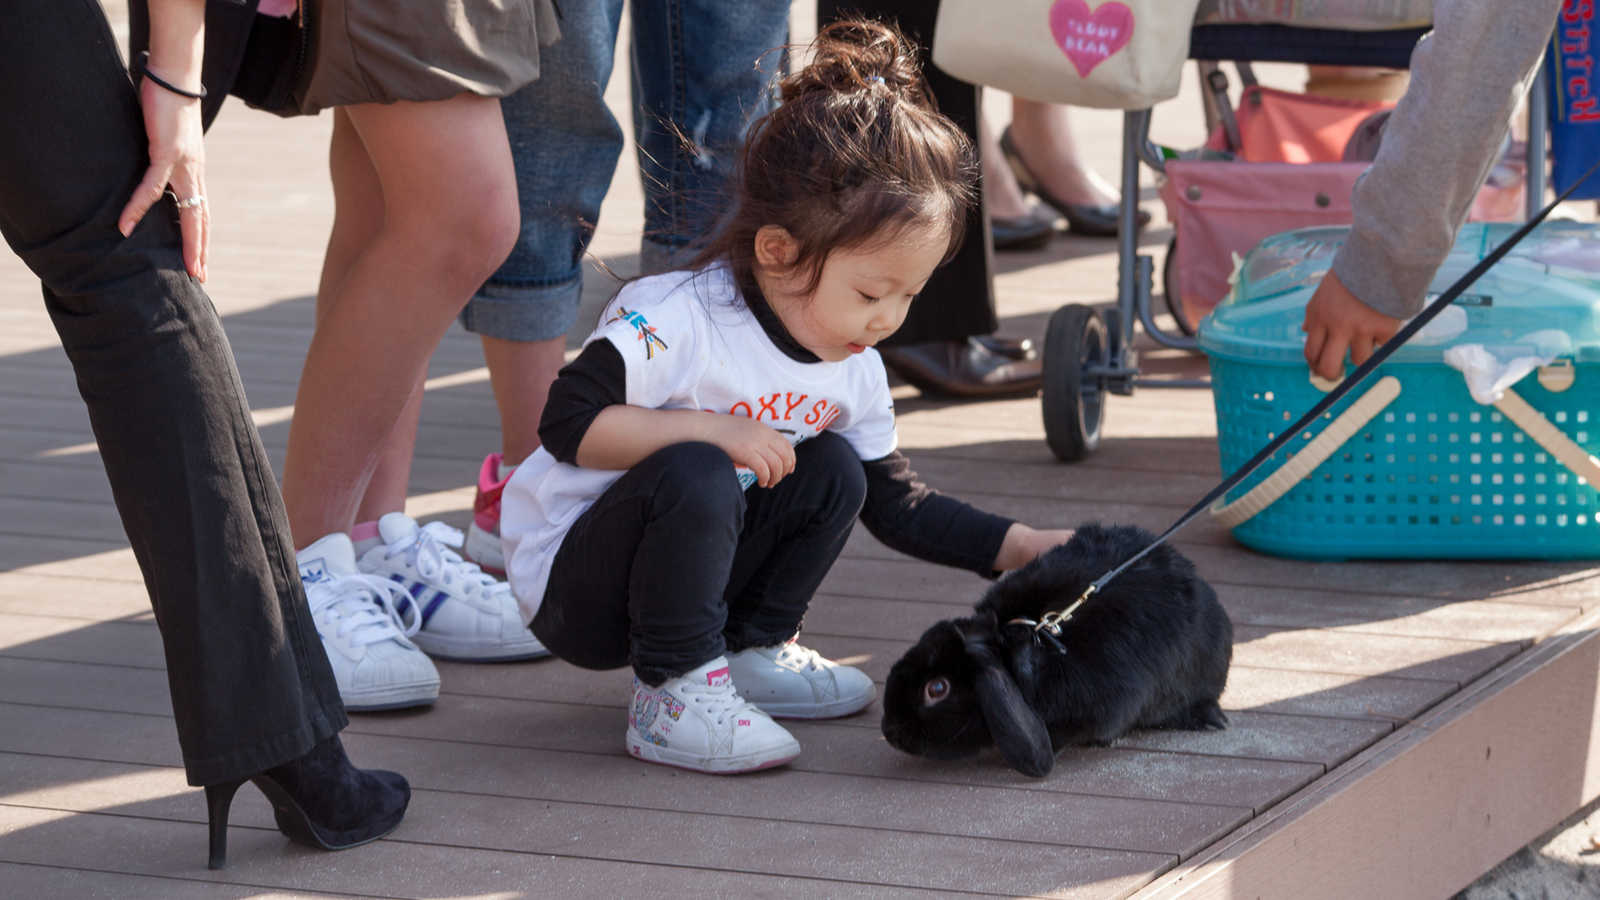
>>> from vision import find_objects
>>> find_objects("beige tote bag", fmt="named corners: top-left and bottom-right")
top-left (932, 0), bottom-right (1202, 109)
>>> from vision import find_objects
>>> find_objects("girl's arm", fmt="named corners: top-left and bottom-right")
top-left (577, 406), bottom-right (796, 488)
top-left (858, 452), bottom-right (1072, 575)
top-left (539, 339), bottom-right (797, 488)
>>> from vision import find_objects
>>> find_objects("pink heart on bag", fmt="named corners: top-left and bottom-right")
top-left (1048, 0), bottom-right (1135, 78)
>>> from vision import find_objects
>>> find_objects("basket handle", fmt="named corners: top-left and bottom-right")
top-left (1491, 389), bottom-right (1600, 487)
top-left (1211, 375), bottom-right (1403, 529)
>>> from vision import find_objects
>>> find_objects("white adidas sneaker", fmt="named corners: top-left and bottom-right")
top-left (297, 532), bottom-right (440, 712)
top-left (726, 640), bottom-right (876, 719)
top-left (626, 657), bottom-right (801, 774)
top-left (357, 512), bottom-right (547, 663)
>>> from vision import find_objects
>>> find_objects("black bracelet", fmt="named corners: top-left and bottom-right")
top-left (137, 52), bottom-right (207, 100)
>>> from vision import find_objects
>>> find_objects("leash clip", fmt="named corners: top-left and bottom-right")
top-left (1006, 584), bottom-right (1096, 654)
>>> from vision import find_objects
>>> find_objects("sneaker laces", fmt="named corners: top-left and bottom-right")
top-left (678, 679), bottom-right (753, 728)
top-left (386, 521), bottom-right (501, 596)
top-left (307, 573), bottom-right (421, 645)
top-left (774, 641), bottom-right (829, 674)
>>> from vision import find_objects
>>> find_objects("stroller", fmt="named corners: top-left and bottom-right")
top-left (1040, 20), bottom-right (1552, 461)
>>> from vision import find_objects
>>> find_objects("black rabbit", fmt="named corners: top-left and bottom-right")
top-left (881, 523), bottom-right (1232, 777)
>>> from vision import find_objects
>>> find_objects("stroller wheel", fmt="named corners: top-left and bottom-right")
top-left (1042, 305), bottom-right (1108, 462)
top-left (1162, 236), bottom-right (1197, 337)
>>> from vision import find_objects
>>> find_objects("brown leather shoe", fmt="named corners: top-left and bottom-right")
top-left (877, 337), bottom-right (1043, 398)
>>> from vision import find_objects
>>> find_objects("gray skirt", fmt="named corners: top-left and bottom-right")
top-left (301, 0), bottom-right (561, 114)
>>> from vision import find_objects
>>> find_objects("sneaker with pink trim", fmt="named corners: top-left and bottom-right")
top-left (626, 657), bottom-right (801, 774)
top-left (463, 452), bottom-right (508, 576)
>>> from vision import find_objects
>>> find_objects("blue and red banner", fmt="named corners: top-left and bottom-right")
top-left (1549, 0), bottom-right (1600, 199)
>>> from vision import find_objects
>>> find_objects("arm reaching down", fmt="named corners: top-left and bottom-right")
top-left (1304, 0), bottom-right (1562, 378)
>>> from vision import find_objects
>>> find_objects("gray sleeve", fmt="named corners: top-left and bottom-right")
top-left (1331, 0), bottom-right (1562, 319)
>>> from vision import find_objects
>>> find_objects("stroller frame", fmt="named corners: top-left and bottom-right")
top-left (1040, 23), bottom-right (1553, 462)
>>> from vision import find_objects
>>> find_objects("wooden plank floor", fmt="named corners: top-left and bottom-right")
top-left (4, 13), bottom-right (1600, 899)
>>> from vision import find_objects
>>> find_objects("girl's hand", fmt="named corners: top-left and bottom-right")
top-left (700, 415), bottom-right (796, 488)
top-left (119, 59), bottom-right (209, 282)
top-left (992, 524), bottom-right (1074, 572)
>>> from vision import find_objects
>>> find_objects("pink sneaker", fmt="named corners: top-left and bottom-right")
top-left (463, 452), bottom-right (508, 576)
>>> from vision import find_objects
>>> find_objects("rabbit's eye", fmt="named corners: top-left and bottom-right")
top-left (923, 677), bottom-right (951, 706)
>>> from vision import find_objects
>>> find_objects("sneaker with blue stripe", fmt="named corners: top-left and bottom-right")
top-left (357, 513), bottom-right (549, 663)
top-left (297, 532), bottom-right (440, 712)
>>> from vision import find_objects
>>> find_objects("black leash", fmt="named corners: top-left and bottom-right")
top-left (1025, 158), bottom-right (1600, 637)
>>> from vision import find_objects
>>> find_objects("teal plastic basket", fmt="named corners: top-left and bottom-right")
top-left (1199, 223), bottom-right (1600, 560)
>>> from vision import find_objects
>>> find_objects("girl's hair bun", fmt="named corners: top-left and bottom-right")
top-left (684, 17), bottom-right (976, 301)
top-left (783, 19), bottom-right (933, 109)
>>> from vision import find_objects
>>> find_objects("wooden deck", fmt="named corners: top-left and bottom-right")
top-left (5, 10), bottom-right (1600, 898)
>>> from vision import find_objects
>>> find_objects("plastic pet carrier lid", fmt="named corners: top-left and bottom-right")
top-left (1199, 222), bottom-right (1600, 365)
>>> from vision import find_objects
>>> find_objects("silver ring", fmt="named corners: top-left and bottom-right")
top-left (176, 195), bottom-right (205, 210)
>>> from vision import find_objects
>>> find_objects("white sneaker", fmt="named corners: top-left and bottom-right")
top-left (297, 533), bottom-right (440, 712)
top-left (357, 512), bottom-right (548, 663)
top-left (727, 640), bottom-right (876, 719)
top-left (626, 657), bottom-right (801, 774)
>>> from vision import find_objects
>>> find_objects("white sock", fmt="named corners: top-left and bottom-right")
top-left (498, 460), bottom-right (518, 482)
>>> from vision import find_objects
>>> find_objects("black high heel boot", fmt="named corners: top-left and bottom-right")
top-left (205, 735), bottom-right (410, 870)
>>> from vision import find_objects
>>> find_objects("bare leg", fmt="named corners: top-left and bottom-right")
top-left (356, 382), bottom-right (424, 523)
top-left (312, 109), bottom-right (424, 526)
top-left (481, 334), bottom-right (567, 467)
top-left (979, 118), bottom-right (1032, 220)
top-left (282, 94), bottom-right (519, 549)
top-left (1007, 98), bottom-right (1118, 208)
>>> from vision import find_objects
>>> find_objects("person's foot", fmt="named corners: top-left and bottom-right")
top-left (727, 640), bottom-right (876, 719)
top-left (357, 513), bottom-right (548, 663)
top-left (463, 452), bottom-right (508, 575)
top-left (877, 337), bottom-right (1043, 398)
top-left (991, 207), bottom-right (1057, 251)
top-left (626, 657), bottom-right (801, 774)
top-left (206, 734), bottom-right (410, 869)
top-left (297, 533), bottom-right (440, 712)
top-left (999, 127), bottom-right (1150, 238)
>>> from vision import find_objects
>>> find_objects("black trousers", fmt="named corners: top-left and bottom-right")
top-left (0, 0), bottom-right (346, 786)
top-left (819, 0), bottom-right (998, 346)
top-left (534, 434), bottom-right (867, 686)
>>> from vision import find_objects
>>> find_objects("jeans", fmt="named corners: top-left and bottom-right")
top-left (0, 0), bottom-right (347, 786)
top-left (459, 0), bottom-right (791, 342)
top-left (533, 433), bottom-right (866, 685)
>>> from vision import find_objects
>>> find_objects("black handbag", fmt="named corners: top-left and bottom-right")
top-left (228, 0), bottom-right (315, 117)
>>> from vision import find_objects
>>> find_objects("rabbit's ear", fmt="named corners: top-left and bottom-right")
top-left (965, 635), bottom-right (1054, 777)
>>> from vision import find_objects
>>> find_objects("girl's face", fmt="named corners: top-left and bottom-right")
top-left (755, 222), bottom-right (950, 363)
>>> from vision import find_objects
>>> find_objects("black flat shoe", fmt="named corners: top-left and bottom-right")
top-left (991, 212), bottom-right (1055, 251)
top-left (972, 334), bottom-right (1036, 361)
top-left (205, 735), bottom-right (410, 870)
top-left (878, 337), bottom-right (1043, 398)
top-left (998, 127), bottom-right (1150, 238)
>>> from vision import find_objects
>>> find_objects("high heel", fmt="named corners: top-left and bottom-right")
top-left (205, 778), bottom-right (248, 870)
top-left (203, 735), bottom-right (410, 870)
top-left (998, 127), bottom-right (1150, 237)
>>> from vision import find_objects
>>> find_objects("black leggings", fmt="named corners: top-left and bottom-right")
top-left (534, 433), bottom-right (867, 685)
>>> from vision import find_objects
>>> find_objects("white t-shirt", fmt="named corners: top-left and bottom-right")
top-left (501, 266), bottom-right (900, 624)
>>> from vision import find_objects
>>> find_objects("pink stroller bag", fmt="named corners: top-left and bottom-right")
top-left (1158, 85), bottom-right (1389, 323)
top-left (1159, 84), bottom-right (1523, 326)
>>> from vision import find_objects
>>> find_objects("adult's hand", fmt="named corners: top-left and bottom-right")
top-left (1301, 269), bottom-right (1401, 381)
top-left (118, 0), bottom-right (209, 282)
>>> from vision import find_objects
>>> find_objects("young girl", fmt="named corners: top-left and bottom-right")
top-left (500, 20), bottom-right (1072, 774)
